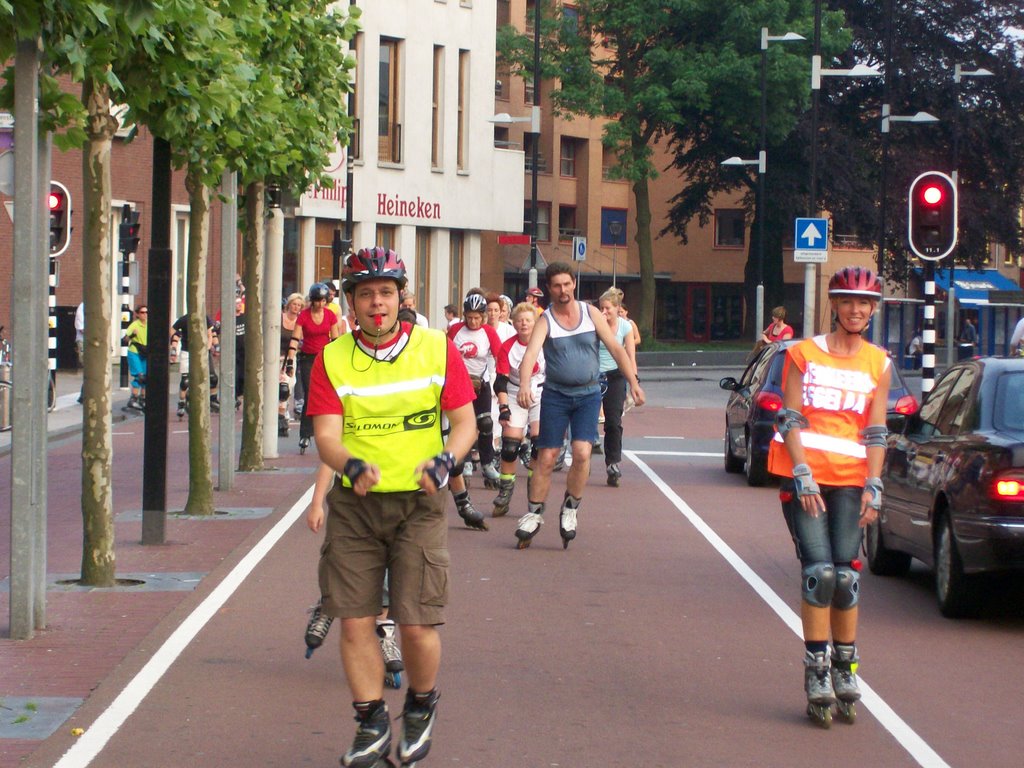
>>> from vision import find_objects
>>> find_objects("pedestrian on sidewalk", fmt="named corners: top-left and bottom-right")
top-left (513, 262), bottom-right (644, 550)
top-left (767, 266), bottom-right (892, 727)
top-left (305, 246), bottom-right (477, 768)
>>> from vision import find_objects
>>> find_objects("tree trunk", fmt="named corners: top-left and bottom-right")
top-left (80, 77), bottom-right (118, 587)
top-left (183, 169), bottom-right (215, 515)
top-left (238, 181), bottom-right (265, 470)
top-left (632, 167), bottom-right (656, 342)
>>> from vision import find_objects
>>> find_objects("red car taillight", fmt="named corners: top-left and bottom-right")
top-left (755, 391), bottom-right (783, 413)
top-left (989, 473), bottom-right (1024, 502)
top-left (893, 394), bottom-right (919, 415)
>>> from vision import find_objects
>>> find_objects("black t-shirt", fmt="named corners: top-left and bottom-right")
top-left (173, 314), bottom-right (214, 349)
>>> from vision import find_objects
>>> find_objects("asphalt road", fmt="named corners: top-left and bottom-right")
top-left (25, 386), bottom-right (1024, 768)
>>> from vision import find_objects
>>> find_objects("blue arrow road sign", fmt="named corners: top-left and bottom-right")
top-left (795, 217), bottom-right (828, 250)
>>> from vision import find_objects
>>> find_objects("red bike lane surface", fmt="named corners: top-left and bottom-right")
top-left (0, 410), bottom-right (318, 768)
top-left (22, 406), bottom-right (924, 768)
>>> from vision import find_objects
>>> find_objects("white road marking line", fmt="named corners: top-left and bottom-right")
top-left (626, 450), bottom-right (950, 768)
top-left (631, 450), bottom-right (721, 458)
top-left (52, 484), bottom-right (315, 768)
top-left (642, 435), bottom-right (688, 439)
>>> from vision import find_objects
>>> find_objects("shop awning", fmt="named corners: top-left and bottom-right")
top-left (915, 268), bottom-right (1024, 305)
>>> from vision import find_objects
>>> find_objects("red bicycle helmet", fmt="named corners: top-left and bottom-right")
top-left (828, 266), bottom-right (882, 300)
top-left (341, 247), bottom-right (407, 292)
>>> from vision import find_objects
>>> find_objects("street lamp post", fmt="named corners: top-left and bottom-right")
top-left (607, 220), bottom-right (622, 287)
top-left (873, 105), bottom-right (939, 346)
top-left (946, 63), bottom-right (994, 365)
top-left (755, 27), bottom-right (805, 337)
top-left (807, 17), bottom-right (881, 337)
top-left (722, 154), bottom-right (766, 334)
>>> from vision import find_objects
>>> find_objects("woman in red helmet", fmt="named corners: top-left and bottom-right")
top-left (767, 266), bottom-right (892, 728)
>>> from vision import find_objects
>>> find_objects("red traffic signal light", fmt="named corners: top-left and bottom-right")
top-left (48, 181), bottom-right (71, 256)
top-left (908, 171), bottom-right (957, 261)
top-left (118, 206), bottom-right (141, 255)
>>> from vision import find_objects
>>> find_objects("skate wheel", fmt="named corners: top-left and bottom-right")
top-left (305, 646), bottom-right (315, 659)
top-left (385, 670), bottom-right (402, 689)
top-left (562, 538), bottom-right (570, 550)
top-left (836, 700), bottom-right (856, 724)
top-left (806, 703), bottom-right (832, 729)
top-left (516, 538), bottom-right (531, 550)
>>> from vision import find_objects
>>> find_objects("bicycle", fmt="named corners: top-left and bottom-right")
top-left (0, 325), bottom-right (56, 432)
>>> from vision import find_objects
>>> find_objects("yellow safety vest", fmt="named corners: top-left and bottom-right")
top-left (322, 327), bottom-right (448, 493)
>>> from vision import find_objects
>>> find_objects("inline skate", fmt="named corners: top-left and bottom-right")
top-left (515, 505), bottom-right (544, 549)
top-left (492, 477), bottom-right (514, 517)
top-left (830, 643), bottom-right (861, 724)
top-left (803, 649), bottom-right (836, 728)
top-left (396, 689), bottom-right (440, 767)
top-left (559, 493), bottom-right (580, 550)
top-left (303, 598), bottom-right (334, 659)
top-left (341, 700), bottom-right (393, 768)
top-left (378, 620), bottom-right (404, 689)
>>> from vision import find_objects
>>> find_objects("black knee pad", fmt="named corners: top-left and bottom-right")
top-left (476, 413), bottom-right (493, 435)
top-left (833, 564), bottom-right (860, 610)
top-left (179, 373), bottom-right (190, 392)
top-left (801, 562), bottom-right (836, 608)
top-left (500, 437), bottom-right (521, 464)
top-left (135, 374), bottom-right (147, 387)
top-left (209, 371), bottom-right (219, 389)
top-left (278, 382), bottom-right (291, 402)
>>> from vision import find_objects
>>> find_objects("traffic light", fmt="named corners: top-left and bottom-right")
top-left (118, 205), bottom-right (141, 255)
top-left (48, 181), bottom-right (71, 256)
top-left (908, 171), bottom-right (957, 261)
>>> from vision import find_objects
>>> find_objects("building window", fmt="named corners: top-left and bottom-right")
top-left (524, 78), bottom-right (535, 105)
top-left (457, 50), bottom-right (469, 171)
top-left (378, 37), bottom-right (402, 164)
top-left (601, 208), bottom-right (628, 246)
top-left (497, 0), bottom-right (511, 27)
top-left (601, 145), bottom-right (620, 180)
top-left (495, 63), bottom-right (510, 101)
top-left (350, 33), bottom-right (362, 161)
top-left (449, 231), bottom-right (464, 308)
top-left (525, 202), bottom-right (551, 242)
top-left (523, 134), bottom-right (547, 172)
top-left (715, 209), bottom-right (746, 247)
top-left (560, 138), bottom-right (579, 177)
top-left (377, 224), bottom-right (396, 252)
top-left (558, 206), bottom-right (578, 241)
top-left (415, 229), bottom-right (431, 315)
top-left (493, 125), bottom-right (511, 148)
top-left (525, 0), bottom-right (537, 34)
top-left (432, 46), bottom-right (443, 169)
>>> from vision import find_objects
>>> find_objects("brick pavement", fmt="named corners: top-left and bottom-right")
top-left (0, 372), bottom-right (318, 768)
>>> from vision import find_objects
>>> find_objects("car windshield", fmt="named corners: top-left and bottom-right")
top-left (994, 371), bottom-right (1024, 432)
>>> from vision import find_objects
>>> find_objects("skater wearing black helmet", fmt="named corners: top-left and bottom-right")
top-left (768, 265), bottom-right (891, 728)
top-left (304, 246), bottom-right (477, 768)
top-left (286, 281), bottom-right (339, 453)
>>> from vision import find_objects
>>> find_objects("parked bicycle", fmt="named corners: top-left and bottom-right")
top-left (0, 325), bottom-right (56, 433)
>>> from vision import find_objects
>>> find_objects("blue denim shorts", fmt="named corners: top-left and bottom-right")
top-left (535, 386), bottom-right (601, 449)
top-left (780, 483), bottom-right (863, 565)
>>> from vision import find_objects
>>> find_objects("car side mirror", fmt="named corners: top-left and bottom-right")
top-left (719, 376), bottom-right (739, 392)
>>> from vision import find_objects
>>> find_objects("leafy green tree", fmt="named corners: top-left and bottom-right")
top-left (1, 0), bottom-right (211, 584)
top-left (230, 0), bottom-right (358, 471)
top-left (819, 0), bottom-right (1024, 282)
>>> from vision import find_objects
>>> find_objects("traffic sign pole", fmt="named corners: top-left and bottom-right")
top-left (795, 218), bottom-right (828, 337)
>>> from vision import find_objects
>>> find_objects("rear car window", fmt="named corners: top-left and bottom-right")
top-left (994, 371), bottom-right (1024, 432)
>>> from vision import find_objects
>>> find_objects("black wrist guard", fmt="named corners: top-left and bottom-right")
top-left (423, 451), bottom-right (457, 489)
top-left (343, 457), bottom-right (369, 485)
top-left (499, 403), bottom-right (512, 422)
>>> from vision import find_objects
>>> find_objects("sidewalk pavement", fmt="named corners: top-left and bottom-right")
top-left (0, 369), bottom-right (319, 768)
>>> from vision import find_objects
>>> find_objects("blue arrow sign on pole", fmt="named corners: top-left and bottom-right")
top-left (795, 217), bottom-right (828, 250)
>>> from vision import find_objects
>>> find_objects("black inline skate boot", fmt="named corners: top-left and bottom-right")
top-left (456, 496), bottom-right (488, 531)
top-left (278, 414), bottom-right (289, 437)
top-left (304, 598), bottom-right (334, 659)
top-left (606, 463), bottom-right (622, 488)
top-left (492, 477), bottom-right (515, 517)
top-left (341, 700), bottom-right (393, 768)
top-left (397, 689), bottom-right (440, 766)
top-left (299, 436), bottom-right (311, 454)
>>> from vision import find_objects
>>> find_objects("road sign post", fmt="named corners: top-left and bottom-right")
top-left (794, 218), bottom-right (829, 336)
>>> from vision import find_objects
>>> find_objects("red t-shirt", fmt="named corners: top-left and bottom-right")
top-left (306, 324), bottom-right (475, 417)
top-left (296, 308), bottom-right (337, 356)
